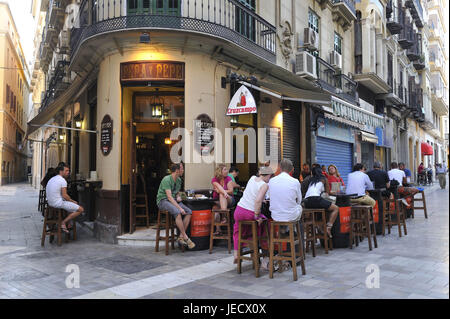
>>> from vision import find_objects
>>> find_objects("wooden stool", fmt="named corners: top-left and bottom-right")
top-left (236, 220), bottom-right (270, 278)
top-left (269, 220), bottom-right (306, 281)
top-left (349, 206), bottom-right (378, 250)
top-left (312, 209), bottom-right (333, 254)
top-left (41, 207), bottom-right (76, 246)
top-left (301, 209), bottom-right (316, 258)
top-left (155, 210), bottom-right (184, 255)
top-left (382, 198), bottom-right (407, 237)
top-left (209, 209), bottom-right (232, 254)
top-left (135, 173), bottom-right (150, 228)
top-left (411, 191), bottom-right (428, 219)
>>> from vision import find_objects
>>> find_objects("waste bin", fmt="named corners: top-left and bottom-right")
top-left (185, 200), bottom-right (214, 251)
top-left (331, 194), bottom-right (353, 248)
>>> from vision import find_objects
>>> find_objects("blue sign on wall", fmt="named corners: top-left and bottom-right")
top-left (317, 117), bottom-right (354, 144)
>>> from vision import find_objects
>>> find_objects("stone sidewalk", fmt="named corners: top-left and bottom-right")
top-left (0, 180), bottom-right (448, 299)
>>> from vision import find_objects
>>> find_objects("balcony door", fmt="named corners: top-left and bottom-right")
top-left (127, 0), bottom-right (181, 15)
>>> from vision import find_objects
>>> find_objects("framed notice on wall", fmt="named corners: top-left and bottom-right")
top-left (100, 115), bottom-right (113, 156)
top-left (194, 114), bottom-right (215, 156)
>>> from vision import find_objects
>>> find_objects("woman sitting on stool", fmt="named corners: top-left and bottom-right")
top-left (303, 166), bottom-right (339, 238)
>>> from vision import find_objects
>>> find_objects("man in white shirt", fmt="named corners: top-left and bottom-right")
top-left (46, 164), bottom-right (84, 233)
top-left (346, 163), bottom-right (376, 207)
top-left (388, 162), bottom-right (419, 207)
top-left (269, 159), bottom-right (302, 222)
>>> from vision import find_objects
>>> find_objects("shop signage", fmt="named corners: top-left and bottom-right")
top-left (100, 115), bottom-right (113, 156)
top-left (226, 85), bottom-right (257, 115)
top-left (120, 61), bottom-right (185, 82)
top-left (194, 113), bottom-right (214, 155)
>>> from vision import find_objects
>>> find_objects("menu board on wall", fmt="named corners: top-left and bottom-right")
top-left (100, 115), bottom-right (113, 156)
top-left (194, 114), bottom-right (214, 156)
top-left (265, 126), bottom-right (281, 162)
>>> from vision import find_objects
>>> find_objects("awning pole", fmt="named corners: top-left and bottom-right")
top-left (29, 124), bottom-right (97, 134)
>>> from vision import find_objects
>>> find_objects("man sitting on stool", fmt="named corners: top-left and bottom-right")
top-left (388, 162), bottom-right (419, 208)
top-left (346, 163), bottom-right (376, 207)
top-left (156, 163), bottom-right (195, 249)
top-left (45, 164), bottom-right (84, 233)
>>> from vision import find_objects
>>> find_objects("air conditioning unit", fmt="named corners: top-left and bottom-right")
top-left (58, 30), bottom-right (70, 53)
top-left (303, 27), bottom-right (319, 51)
top-left (295, 51), bottom-right (317, 79)
top-left (330, 50), bottom-right (342, 70)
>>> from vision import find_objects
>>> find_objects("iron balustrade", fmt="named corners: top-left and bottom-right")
top-left (331, 0), bottom-right (356, 16)
top-left (316, 56), bottom-right (336, 93)
top-left (70, 0), bottom-right (276, 63)
top-left (335, 73), bottom-right (358, 102)
top-left (386, 1), bottom-right (403, 34)
top-left (39, 57), bottom-right (71, 113)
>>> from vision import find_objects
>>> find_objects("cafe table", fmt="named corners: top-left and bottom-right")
top-left (182, 194), bottom-right (217, 251)
top-left (328, 192), bottom-right (358, 248)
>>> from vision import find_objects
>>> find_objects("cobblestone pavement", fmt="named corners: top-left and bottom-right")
top-left (0, 180), bottom-right (448, 299)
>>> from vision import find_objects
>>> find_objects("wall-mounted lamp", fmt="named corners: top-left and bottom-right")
top-left (75, 119), bottom-right (82, 128)
top-left (59, 134), bottom-right (65, 140)
top-left (230, 116), bottom-right (238, 124)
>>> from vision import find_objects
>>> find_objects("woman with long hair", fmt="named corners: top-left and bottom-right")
top-left (211, 164), bottom-right (235, 235)
top-left (40, 167), bottom-right (56, 188)
top-left (303, 166), bottom-right (339, 238)
top-left (327, 164), bottom-right (345, 192)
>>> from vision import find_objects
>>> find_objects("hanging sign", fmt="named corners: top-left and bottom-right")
top-left (226, 85), bottom-right (257, 115)
top-left (100, 115), bottom-right (113, 156)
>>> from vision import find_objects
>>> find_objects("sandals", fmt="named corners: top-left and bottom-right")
top-left (326, 223), bottom-right (333, 238)
top-left (60, 224), bottom-right (69, 234)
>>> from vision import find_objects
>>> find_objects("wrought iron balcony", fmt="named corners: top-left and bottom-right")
top-left (406, 33), bottom-right (421, 61)
top-left (413, 55), bottom-right (425, 70)
top-left (70, 0), bottom-right (276, 65)
top-left (330, 0), bottom-right (356, 31)
top-left (39, 55), bottom-right (71, 113)
top-left (316, 57), bottom-right (336, 93)
top-left (386, 1), bottom-right (403, 35)
top-left (398, 22), bottom-right (414, 49)
top-left (335, 73), bottom-right (358, 103)
top-left (405, 0), bottom-right (424, 28)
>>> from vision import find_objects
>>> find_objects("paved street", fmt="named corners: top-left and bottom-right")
top-left (0, 181), bottom-right (448, 299)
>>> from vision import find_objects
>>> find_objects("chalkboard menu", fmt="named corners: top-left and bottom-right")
top-left (194, 114), bottom-right (214, 156)
top-left (100, 115), bottom-right (113, 156)
top-left (265, 126), bottom-right (281, 161)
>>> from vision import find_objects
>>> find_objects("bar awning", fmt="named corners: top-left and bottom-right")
top-left (332, 96), bottom-right (385, 128)
top-left (360, 131), bottom-right (379, 144)
top-left (25, 70), bottom-right (97, 139)
top-left (421, 142), bottom-right (433, 155)
top-left (238, 80), bottom-right (332, 105)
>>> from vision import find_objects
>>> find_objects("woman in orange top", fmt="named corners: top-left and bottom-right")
top-left (327, 164), bottom-right (344, 192)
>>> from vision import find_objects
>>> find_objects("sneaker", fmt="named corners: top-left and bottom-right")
top-left (177, 237), bottom-right (188, 247)
top-left (185, 238), bottom-right (196, 249)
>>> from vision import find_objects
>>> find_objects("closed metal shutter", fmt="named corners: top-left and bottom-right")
top-left (283, 109), bottom-right (300, 178)
top-left (316, 136), bottom-right (353, 185)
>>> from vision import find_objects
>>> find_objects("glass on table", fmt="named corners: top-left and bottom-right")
top-left (208, 189), bottom-right (213, 198)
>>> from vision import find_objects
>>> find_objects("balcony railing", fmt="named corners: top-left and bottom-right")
top-left (406, 33), bottom-right (421, 61)
top-left (331, 0), bottom-right (356, 16)
top-left (386, 1), bottom-right (403, 34)
top-left (316, 57), bottom-right (358, 103)
top-left (405, 0), bottom-right (424, 28)
top-left (39, 56), bottom-right (70, 113)
top-left (398, 22), bottom-right (414, 49)
top-left (70, 0), bottom-right (277, 64)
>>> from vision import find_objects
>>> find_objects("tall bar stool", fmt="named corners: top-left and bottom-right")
top-left (411, 191), bottom-right (428, 219)
top-left (41, 207), bottom-right (75, 246)
top-left (209, 209), bottom-right (232, 254)
top-left (135, 174), bottom-right (150, 228)
top-left (349, 205), bottom-right (378, 251)
top-left (301, 209), bottom-right (316, 258)
top-left (38, 189), bottom-right (46, 213)
top-left (155, 210), bottom-right (184, 255)
top-left (269, 220), bottom-right (306, 281)
top-left (236, 220), bottom-right (270, 278)
top-left (312, 209), bottom-right (333, 254)
top-left (382, 198), bottom-right (407, 237)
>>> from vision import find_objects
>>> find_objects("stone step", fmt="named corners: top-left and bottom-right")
top-left (117, 228), bottom-right (163, 248)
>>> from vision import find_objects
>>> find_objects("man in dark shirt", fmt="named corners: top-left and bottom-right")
top-left (367, 162), bottom-right (390, 190)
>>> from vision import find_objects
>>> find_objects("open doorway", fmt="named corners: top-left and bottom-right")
top-left (123, 85), bottom-right (184, 233)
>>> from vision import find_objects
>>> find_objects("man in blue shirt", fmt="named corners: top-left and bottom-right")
top-left (399, 163), bottom-right (411, 185)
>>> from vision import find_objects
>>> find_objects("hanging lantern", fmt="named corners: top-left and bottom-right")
top-left (151, 88), bottom-right (164, 118)
top-left (164, 137), bottom-right (172, 145)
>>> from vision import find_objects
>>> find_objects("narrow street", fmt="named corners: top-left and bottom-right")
top-left (0, 181), bottom-right (448, 299)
